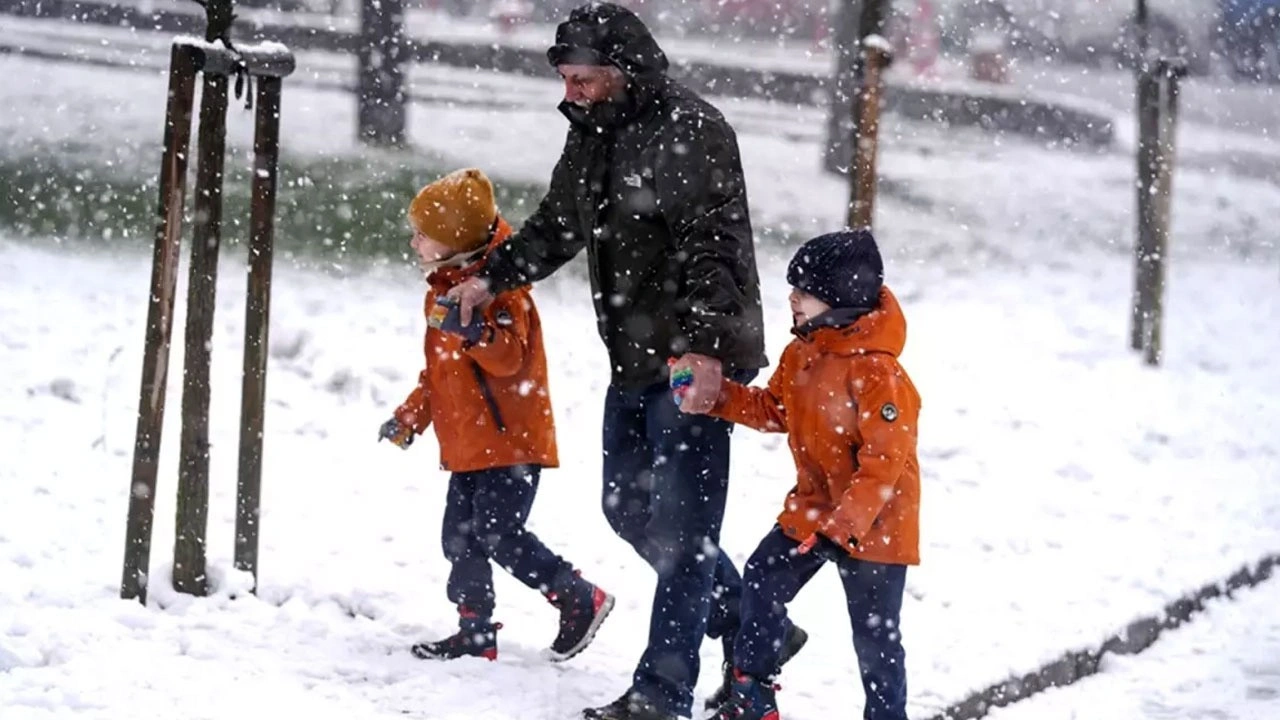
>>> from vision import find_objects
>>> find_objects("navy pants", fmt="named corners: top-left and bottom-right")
top-left (442, 464), bottom-right (576, 623)
top-left (601, 374), bottom-right (752, 717)
top-left (737, 526), bottom-right (909, 720)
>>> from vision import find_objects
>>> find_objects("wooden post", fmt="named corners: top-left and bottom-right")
top-left (1141, 60), bottom-right (1185, 367)
top-left (848, 40), bottom-right (893, 231)
top-left (358, 0), bottom-right (408, 146)
top-left (823, 0), bottom-right (861, 174)
top-left (1130, 68), bottom-right (1160, 352)
top-left (121, 45), bottom-right (198, 604)
top-left (173, 70), bottom-right (230, 597)
top-left (235, 76), bottom-right (283, 588)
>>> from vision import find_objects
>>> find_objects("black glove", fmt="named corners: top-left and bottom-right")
top-left (433, 297), bottom-right (486, 345)
top-left (378, 417), bottom-right (414, 449)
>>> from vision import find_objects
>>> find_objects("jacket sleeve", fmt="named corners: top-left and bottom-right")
top-left (710, 346), bottom-right (791, 432)
top-left (464, 291), bottom-right (531, 378)
top-left (654, 113), bottom-right (756, 359)
top-left (394, 294), bottom-right (435, 433)
top-left (823, 359), bottom-right (920, 548)
top-left (480, 136), bottom-right (587, 293)
top-left (395, 370), bottom-right (432, 434)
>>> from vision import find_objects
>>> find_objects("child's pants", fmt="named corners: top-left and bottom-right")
top-left (736, 525), bottom-right (909, 720)
top-left (442, 464), bottom-right (576, 622)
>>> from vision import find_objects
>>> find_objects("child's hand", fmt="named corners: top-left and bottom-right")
top-left (668, 353), bottom-right (723, 414)
top-left (434, 297), bottom-right (487, 345)
top-left (378, 417), bottom-right (414, 449)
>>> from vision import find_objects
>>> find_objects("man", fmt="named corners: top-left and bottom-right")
top-left (447, 4), bottom-right (805, 719)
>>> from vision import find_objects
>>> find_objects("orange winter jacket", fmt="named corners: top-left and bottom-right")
top-left (712, 287), bottom-right (921, 565)
top-left (394, 220), bottom-right (558, 473)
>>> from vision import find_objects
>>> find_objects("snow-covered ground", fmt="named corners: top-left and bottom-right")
top-left (988, 574), bottom-right (1280, 720)
top-left (1, 37), bottom-right (1278, 720)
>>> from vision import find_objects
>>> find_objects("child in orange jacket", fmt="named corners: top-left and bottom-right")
top-left (379, 168), bottom-right (613, 663)
top-left (683, 229), bottom-right (921, 720)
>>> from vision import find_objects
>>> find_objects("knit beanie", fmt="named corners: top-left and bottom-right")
top-left (407, 168), bottom-right (497, 254)
top-left (786, 229), bottom-right (884, 310)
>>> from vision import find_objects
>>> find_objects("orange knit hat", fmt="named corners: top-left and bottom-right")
top-left (407, 168), bottom-right (498, 253)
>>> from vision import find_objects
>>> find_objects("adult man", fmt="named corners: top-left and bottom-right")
top-left (447, 4), bottom-right (805, 718)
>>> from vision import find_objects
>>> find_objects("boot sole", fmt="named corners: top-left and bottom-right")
top-left (547, 593), bottom-right (616, 663)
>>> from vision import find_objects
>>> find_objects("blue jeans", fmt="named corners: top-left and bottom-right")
top-left (600, 372), bottom-right (754, 716)
top-left (442, 465), bottom-right (577, 623)
top-left (736, 526), bottom-right (909, 720)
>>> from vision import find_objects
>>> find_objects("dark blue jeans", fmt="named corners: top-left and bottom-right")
top-left (442, 464), bottom-right (576, 623)
top-left (601, 373), bottom-right (753, 717)
top-left (736, 526), bottom-right (909, 720)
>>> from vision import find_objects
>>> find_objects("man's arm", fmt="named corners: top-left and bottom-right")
top-left (654, 113), bottom-right (756, 359)
top-left (480, 138), bottom-right (588, 294)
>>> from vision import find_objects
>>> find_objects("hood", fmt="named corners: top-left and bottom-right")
top-left (547, 3), bottom-right (669, 79)
top-left (801, 286), bottom-right (907, 358)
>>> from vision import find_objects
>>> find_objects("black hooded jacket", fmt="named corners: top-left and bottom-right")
top-left (479, 2), bottom-right (767, 388)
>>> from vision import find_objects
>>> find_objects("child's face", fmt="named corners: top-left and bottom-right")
top-left (410, 229), bottom-right (455, 269)
top-left (789, 288), bottom-right (831, 327)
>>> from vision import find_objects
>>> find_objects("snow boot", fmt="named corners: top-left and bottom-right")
top-left (704, 623), bottom-right (807, 709)
top-left (411, 607), bottom-right (500, 661)
top-left (546, 573), bottom-right (616, 662)
top-left (707, 671), bottom-right (780, 720)
top-left (582, 690), bottom-right (677, 720)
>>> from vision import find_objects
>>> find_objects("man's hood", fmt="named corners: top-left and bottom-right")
top-left (547, 2), bottom-right (669, 79)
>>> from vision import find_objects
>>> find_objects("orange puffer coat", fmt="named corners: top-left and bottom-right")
top-left (395, 220), bottom-right (558, 473)
top-left (713, 287), bottom-right (921, 565)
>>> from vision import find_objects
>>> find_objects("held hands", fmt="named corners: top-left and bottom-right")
top-left (378, 417), bottom-right (414, 449)
top-left (668, 353), bottom-right (723, 414)
top-left (432, 296), bottom-right (486, 345)
top-left (444, 276), bottom-right (495, 327)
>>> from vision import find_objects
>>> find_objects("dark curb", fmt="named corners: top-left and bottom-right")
top-left (0, 0), bottom-right (1114, 148)
top-left (927, 552), bottom-right (1280, 720)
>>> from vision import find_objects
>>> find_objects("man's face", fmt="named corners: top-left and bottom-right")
top-left (558, 64), bottom-right (624, 107)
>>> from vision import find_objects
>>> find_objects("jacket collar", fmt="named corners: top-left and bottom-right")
top-left (426, 216), bottom-right (513, 293)
top-left (792, 286), bottom-right (907, 358)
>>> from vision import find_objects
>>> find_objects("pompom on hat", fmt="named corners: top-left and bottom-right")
top-left (407, 168), bottom-right (498, 254)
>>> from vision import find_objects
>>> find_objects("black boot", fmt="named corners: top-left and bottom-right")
top-left (411, 608), bottom-right (501, 661)
top-left (546, 575), bottom-right (616, 662)
top-left (704, 623), bottom-right (808, 709)
top-left (582, 691), bottom-right (676, 720)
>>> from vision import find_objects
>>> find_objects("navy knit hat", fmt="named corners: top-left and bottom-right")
top-left (786, 229), bottom-right (884, 310)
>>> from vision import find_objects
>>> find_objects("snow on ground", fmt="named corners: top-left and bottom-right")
top-left (0, 230), bottom-right (1277, 719)
top-left (988, 574), bottom-right (1280, 720)
top-left (1, 30), bottom-right (1278, 720)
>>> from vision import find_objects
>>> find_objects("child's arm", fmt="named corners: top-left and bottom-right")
top-left (822, 359), bottom-right (919, 548)
top-left (393, 370), bottom-right (433, 434)
top-left (460, 291), bottom-right (531, 378)
top-left (707, 348), bottom-right (792, 433)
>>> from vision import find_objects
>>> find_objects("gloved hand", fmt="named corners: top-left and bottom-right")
top-left (432, 296), bottom-right (486, 345)
top-left (667, 357), bottom-right (694, 407)
top-left (378, 417), bottom-right (414, 449)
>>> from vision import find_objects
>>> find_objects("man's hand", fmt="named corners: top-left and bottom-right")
top-left (671, 352), bottom-right (723, 414)
top-left (445, 276), bottom-right (494, 326)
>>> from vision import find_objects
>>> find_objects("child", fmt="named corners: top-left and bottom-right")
top-left (380, 168), bottom-right (614, 663)
top-left (683, 229), bottom-right (921, 720)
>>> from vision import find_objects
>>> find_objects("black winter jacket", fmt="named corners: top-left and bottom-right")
top-left (481, 4), bottom-right (767, 388)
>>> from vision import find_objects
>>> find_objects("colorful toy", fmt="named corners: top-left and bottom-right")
top-left (667, 357), bottom-right (694, 407)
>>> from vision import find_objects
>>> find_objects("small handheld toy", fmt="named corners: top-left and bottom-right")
top-left (667, 357), bottom-right (694, 407)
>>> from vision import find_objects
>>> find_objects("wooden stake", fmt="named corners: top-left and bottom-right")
top-left (122, 45), bottom-right (197, 604)
top-left (173, 70), bottom-right (230, 597)
top-left (235, 76), bottom-right (283, 589)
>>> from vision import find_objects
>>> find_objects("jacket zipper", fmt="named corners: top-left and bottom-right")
top-left (468, 361), bottom-right (507, 433)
